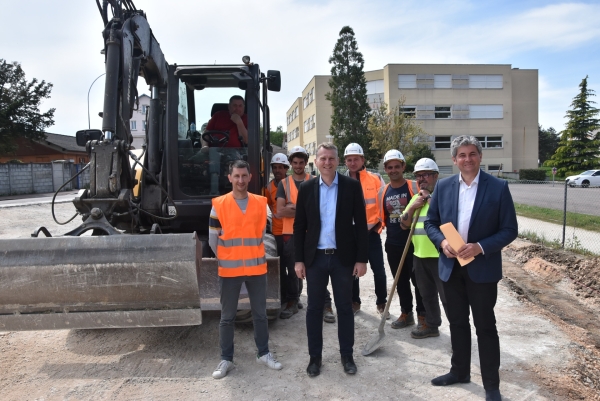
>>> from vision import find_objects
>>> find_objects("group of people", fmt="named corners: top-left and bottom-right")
top-left (208, 135), bottom-right (517, 401)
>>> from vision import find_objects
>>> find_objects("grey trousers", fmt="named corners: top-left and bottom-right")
top-left (219, 274), bottom-right (269, 361)
top-left (413, 256), bottom-right (448, 328)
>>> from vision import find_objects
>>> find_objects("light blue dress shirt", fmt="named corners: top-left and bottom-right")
top-left (317, 172), bottom-right (338, 249)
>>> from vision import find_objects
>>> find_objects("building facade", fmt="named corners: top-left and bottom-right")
top-left (286, 64), bottom-right (538, 174)
top-left (130, 94), bottom-right (150, 150)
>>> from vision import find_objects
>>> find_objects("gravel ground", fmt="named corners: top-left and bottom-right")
top-left (0, 203), bottom-right (598, 400)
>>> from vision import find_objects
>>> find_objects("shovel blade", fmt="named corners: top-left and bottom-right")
top-left (362, 331), bottom-right (385, 356)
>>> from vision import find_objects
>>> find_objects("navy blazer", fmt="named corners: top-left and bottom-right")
top-left (424, 170), bottom-right (518, 283)
top-left (294, 173), bottom-right (369, 268)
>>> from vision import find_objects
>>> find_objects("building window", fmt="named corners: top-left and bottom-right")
top-left (434, 75), bottom-right (452, 88)
top-left (438, 166), bottom-right (453, 175)
top-left (434, 106), bottom-right (451, 119)
top-left (488, 164), bottom-right (502, 171)
top-left (131, 121), bottom-right (137, 130)
top-left (476, 136), bottom-right (503, 148)
top-left (400, 106), bottom-right (416, 117)
top-left (367, 80), bottom-right (384, 109)
top-left (434, 136), bottom-right (452, 149)
top-left (398, 74), bottom-right (416, 89)
top-left (142, 105), bottom-right (148, 114)
top-left (469, 75), bottom-right (503, 89)
top-left (416, 74), bottom-right (434, 89)
top-left (469, 105), bottom-right (503, 119)
top-left (143, 120), bottom-right (147, 131)
top-left (309, 87), bottom-right (314, 103)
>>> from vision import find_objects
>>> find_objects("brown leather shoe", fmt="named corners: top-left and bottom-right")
top-left (411, 321), bottom-right (440, 339)
top-left (391, 312), bottom-right (415, 329)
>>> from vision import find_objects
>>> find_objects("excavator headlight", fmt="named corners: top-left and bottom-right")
top-left (242, 55), bottom-right (251, 65)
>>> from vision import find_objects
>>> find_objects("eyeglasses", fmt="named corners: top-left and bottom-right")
top-left (414, 172), bottom-right (436, 180)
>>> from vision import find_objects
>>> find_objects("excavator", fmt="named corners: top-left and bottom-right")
top-left (0, 0), bottom-right (281, 331)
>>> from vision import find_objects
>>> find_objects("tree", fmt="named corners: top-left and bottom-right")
top-left (369, 97), bottom-right (429, 170)
top-left (545, 76), bottom-right (600, 175)
top-left (270, 125), bottom-right (285, 147)
top-left (325, 26), bottom-right (377, 166)
top-left (0, 60), bottom-right (54, 155)
top-left (538, 125), bottom-right (559, 166)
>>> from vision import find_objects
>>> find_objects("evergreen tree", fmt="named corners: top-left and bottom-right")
top-left (538, 125), bottom-right (559, 166)
top-left (0, 60), bottom-right (54, 155)
top-left (546, 76), bottom-right (600, 175)
top-left (326, 26), bottom-right (377, 166)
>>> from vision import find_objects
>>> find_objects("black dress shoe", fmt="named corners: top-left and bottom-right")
top-left (341, 355), bottom-right (357, 374)
top-left (431, 372), bottom-right (471, 386)
top-left (485, 389), bottom-right (502, 401)
top-left (306, 356), bottom-right (322, 377)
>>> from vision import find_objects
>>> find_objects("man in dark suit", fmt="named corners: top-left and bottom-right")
top-left (294, 142), bottom-right (368, 378)
top-left (424, 135), bottom-right (518, 401)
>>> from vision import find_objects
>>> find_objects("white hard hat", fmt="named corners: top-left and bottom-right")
top-left (288, 145), bottom-right (308, 158)
top-left (383, 149), bottom-right (405, 164)
top-left (270, 153), bottom-right (290, 167)
top-left (344, 143), bottom-right (364, 157)
top-left (413, 158), bottom-right (439, 173)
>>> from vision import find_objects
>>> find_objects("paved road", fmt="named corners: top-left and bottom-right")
top-left (0, 190), bottom-right (79, 208)
top-left (508, 182), bottom-right (600, 216)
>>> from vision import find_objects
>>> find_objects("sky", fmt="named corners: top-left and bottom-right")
top-left (2, 0), bottom-right (599, 138)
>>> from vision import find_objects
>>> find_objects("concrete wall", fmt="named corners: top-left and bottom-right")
top-left (0, 162), bottom-right (90, 196)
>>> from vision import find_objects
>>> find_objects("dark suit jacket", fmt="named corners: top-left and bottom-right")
top-left (424, 170), bottom-right (518, 283)
top-left (294, 173), bottom-right (369, 268)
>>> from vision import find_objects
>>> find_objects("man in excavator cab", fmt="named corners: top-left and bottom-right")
top-left (200, 95), bottom-right (250, 195)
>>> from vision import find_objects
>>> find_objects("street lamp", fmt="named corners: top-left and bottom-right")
top-left (87, 73), bottom-right (106, 129)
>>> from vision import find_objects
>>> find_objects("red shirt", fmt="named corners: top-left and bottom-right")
top-left (206, 110), bottom-right (248, 148)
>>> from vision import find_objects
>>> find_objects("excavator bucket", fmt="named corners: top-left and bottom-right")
top-left (0, 233), bottom-right (280, 331)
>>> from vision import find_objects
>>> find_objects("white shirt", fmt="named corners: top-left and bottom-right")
top-left (457, 171), bottom-right (484, 254)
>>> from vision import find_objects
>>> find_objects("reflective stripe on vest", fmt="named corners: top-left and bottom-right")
top-left (357, 170), bottom-right (384, 231)
top-left (267, 179), bottom-right (283, 235)
top-left (282, 173), bottom-right (312, 234)
top-left (377, 180), bottom-right (418, 228)
top-left (212, 192), bottom-right (268, 277)
top-left (408, 196), bottom-right (439, 258)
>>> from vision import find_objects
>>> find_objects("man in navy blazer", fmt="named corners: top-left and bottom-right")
top-left (424, 135), bottom-right (518, 401)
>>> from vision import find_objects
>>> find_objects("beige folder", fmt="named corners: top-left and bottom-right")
top-left (440, 222), bottom-right (474, 266)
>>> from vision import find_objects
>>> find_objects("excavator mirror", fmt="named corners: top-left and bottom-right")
top-left (76, 129), bottom-right (103, 146)
top-left (266, 70), bottom-right (281, 92)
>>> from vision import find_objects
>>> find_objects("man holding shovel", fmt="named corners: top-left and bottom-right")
top-left (399, 158), bottom-right (447, 339)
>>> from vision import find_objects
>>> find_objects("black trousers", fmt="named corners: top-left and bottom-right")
top-left (444, 260), bottom-right (500, 391)
top-left (385, 242), bottom-right (425, 315)
top-left (276, 235), bottom-right (301, 303)
top-left (306, 252), bottom-right (354, 357)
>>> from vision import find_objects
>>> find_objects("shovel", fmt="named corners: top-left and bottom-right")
top-left (362, 206), bottom-right (422, 356)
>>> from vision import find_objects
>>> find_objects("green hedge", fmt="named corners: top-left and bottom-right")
top-left (519, 169), bottom-right (547, 181)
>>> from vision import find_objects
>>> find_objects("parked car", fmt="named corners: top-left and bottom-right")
top-left (566, 170), bottom-right (600, 187)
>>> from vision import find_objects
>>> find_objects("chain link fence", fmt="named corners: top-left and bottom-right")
top-left (507, 180), bottom-right (600, 255)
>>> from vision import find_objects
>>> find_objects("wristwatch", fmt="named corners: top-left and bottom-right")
top-left (425, 194), bottom-right (432, 200)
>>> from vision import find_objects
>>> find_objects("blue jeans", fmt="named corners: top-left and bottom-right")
top-left (306, 252), bottom-right (354, 357)
top-left (352, 231), bottom-right (387, 305)
top-left (219, 274), bottom-right (269, 361)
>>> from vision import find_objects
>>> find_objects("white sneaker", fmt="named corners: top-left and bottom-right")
top-left (256, 352), bottom-right (283, 370)
top-left (212, 360), bottom-right (235, 379)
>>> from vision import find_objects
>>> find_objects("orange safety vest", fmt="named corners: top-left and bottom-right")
top-left (281, 173), bottom-right (312, 235)
top-left (377, 180), bottom-right (418, 228)
top-left (355, 169), bottom-right (384, 232)
top-left (267, 179), bottom-right (283, 236)
top-left (212, 192), bottom-right (268, 277)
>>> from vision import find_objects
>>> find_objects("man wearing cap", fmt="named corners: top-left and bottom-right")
top-left (267, 153), bottom-right (295, 318)
top-left (424, 135), bottom-right (518, 401)
top-left (377, 149), bottom-right (425, 329)
top-left (343, 143), bottom-right (388, 317)
top-left (276, 146), bottom-right (312, 319)
top-left (399, 158), bottom-right (447, 339)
